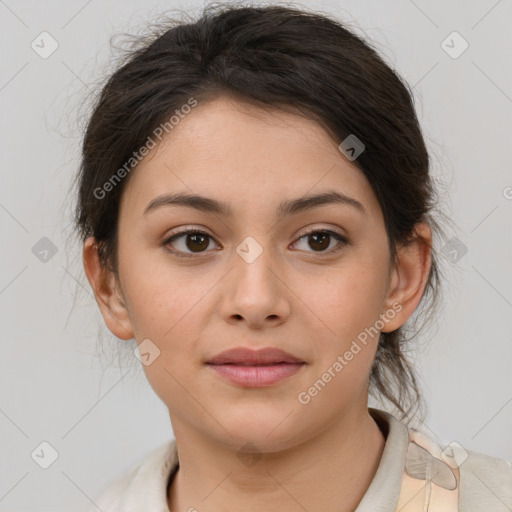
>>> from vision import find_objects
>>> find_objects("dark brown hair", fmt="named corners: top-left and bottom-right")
top-left (72, 2), bottom-right (452, 425)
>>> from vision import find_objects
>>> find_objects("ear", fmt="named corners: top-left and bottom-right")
top-left (380, 222), bottom-right (432, 333)
top-left (82, 237), bottom-right (134, 340)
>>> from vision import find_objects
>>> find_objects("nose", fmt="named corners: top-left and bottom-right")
top-left (219, 237), bottom-right (291, 329)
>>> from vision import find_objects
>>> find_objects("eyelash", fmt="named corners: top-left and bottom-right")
top-left (163, 228), bottom-right (349, 259)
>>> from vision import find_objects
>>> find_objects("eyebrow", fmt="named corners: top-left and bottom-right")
top-left (143, 190), bottom-right (366, 219)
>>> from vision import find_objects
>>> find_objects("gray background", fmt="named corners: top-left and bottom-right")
top-left (1, 0), bottom-right (511, 510)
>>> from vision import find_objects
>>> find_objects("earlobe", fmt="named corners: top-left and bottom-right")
top-left (380, 223), bottom-right (432, 333)
top-left (82, 237), bottom-right (134, 340)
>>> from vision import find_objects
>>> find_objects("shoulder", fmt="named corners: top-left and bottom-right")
top-left (458, 447), bottom-right (512, 510)
top-left (88, 463), bottom-right (139, 512)
top-left (407, 425), bottom-right (512, 511)
top-left (87, 439), bottom-right (178, 512)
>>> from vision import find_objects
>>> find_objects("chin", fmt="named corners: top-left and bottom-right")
top-left (210, 411), bottom-right (309, 450)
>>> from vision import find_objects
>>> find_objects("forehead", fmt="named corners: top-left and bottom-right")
top-left (119, 96), bottom-right (381, 222)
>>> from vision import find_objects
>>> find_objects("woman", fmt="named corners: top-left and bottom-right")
top-left (74, 3), bottom-right (512, 511)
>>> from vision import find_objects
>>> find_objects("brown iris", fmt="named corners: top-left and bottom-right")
top-left (307, 232), bottom-right (330, 251)
top-left (185, 233), bottom-right (210, 252)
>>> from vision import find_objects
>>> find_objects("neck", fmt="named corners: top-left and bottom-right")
top-left (167, 406), bottom-right (386, 512)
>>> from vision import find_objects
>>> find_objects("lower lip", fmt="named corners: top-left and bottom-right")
top-left (207, 363), bottom-right (305, 387)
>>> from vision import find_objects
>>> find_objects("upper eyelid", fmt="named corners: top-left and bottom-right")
top-left (165, 225), bottom-right (345, 240)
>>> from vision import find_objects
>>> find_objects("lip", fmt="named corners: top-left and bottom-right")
top-left (206, 346), bottom-right (306, 388)
top-left (206, 346), bottom-right (304, 365)
top-left (207, 362), bottom-right (305, 387)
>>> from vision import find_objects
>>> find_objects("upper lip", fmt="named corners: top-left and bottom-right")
top-left (206, 347), bottom-right (304, 365)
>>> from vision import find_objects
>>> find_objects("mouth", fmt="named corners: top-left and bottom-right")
top-left (208, 362), bottom-right (300, 366)
top-left (206, 346), bottom-right (304, 366)
top-left (205, 346), bottom-right (306, 387)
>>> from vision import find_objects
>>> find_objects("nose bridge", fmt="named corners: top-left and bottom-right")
top-left (220, 234), bottom-right (290, 325)
top-left (232, 234), bottom-right (278, 292)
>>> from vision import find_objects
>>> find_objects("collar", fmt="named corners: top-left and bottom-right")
top-left (107, 407), bottom-right (411, 511)
top-left (355, 407), bottom-right (410, 510)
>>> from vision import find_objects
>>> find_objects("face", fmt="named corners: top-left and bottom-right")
top-left (84, 95), bottom-right (430, 450)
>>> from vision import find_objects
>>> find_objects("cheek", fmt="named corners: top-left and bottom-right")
top-left (302, 257), bottom-right (388, 396)
top-left (130, 283), bottom-right (206, 343)
top-left (128, 280), bottom-right (208, 411)
top-left (138, 355), bottom-right (200, 427)
top-left (318, 257), bottom-right (388, 338)
top-left (298, 271), bottom-right (384, 411)
top-left (120, 246), bottom-right (205, 338)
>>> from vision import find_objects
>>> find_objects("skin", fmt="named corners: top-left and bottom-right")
top-left (83, 95), bottom-right (432, 512)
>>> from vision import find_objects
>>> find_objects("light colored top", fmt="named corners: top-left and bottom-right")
top-left (88, 407), bottom-right (512, 511)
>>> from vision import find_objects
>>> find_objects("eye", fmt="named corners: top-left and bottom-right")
top-left (163, 229), bottom-right (219, 258)
top-left (163, 228), bottom-right (348, 259)
top-left (291, 229), bottom-right (348, 256)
